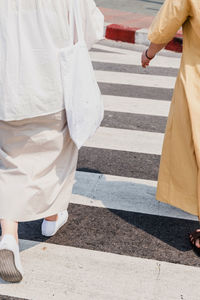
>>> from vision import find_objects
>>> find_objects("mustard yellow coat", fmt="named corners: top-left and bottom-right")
top-left (148, 0), bottom-right (200, 219)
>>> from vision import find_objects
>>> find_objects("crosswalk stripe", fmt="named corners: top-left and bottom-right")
top-left (1, 240), bottom-right (199, 300)
top-left (85, 127), bottom-right (163, 155)
top-left (95, 70), bottom-right (176, 89)
top-left (2, 39), bottom-right (196, 300)
top-left (103, 95), bottom-right (170, 117)
top-left (92, 43), bottom-right (138, 54)
top-left (99, 82), bottom-right (173, 101)
top-left (72, 171), bottom-right (197, 221)
top-left (90, 51), bottom-right (181, 69)
top-left (93, 61), bottom-right (178, 77)
top-left (78, 147), bottom-right (160, 180)
top-left (92, 43), bottom-right (182, 61)
top-left (92, 42), bottom-right (181, 58)
top-left (18, 203), bottom-right (200, 266)
top-left (102, 111), bottom-right (167, 133)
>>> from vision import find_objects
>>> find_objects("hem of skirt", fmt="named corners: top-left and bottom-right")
top-left (0, 105), bottom-right (66, 122)
top-left (156, 183), bottom-right (199, 219)
top-left (0, 204), bottom-right (69, 223)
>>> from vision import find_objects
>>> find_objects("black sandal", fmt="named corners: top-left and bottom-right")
top-left (189, 230), bottom-right (200, 256)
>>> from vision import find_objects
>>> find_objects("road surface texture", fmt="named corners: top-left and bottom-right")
top-left (96, 0), bottom-right (165, 16)
top-left (1, 39), bottom-right (200, 300)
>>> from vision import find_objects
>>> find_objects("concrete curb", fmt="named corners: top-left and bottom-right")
top-left (104, 24), bottom-right (183, 53)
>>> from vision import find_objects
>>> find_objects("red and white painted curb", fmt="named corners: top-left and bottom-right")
top-left (104, 23), bottom-right (183, 53)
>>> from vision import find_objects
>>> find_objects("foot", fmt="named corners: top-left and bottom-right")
top-left (189, 229), bottom-right (200, 248)
top-left (0, 234), bottom-right (23, 283)
top-left (41, 210), bottom-right (68, 237)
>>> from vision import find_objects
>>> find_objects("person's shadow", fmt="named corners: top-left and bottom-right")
top-left (15, 168), bottom-right (200, 268)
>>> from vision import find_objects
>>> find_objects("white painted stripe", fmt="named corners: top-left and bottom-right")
top-left (93, 43), bottom-right (137, 55)
top-left (95, 70), bottom-right (176, 89)
top-left (2, 240), bottom-right (199, 299)
top-left (103, 95), bottom-right (170, 116)
top-left (84, 127), bottom-right (163, 155)
top-left (72, 171), bottom-right (197, 221)
top-left (93, 43), bottom-right (182, 59)
top-left (90, 51), bottom-right (181, 69)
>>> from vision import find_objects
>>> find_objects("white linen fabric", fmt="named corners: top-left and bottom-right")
top-left (0, 0), bottom-right (104, 121)
top-left (59, 0), bottom-right (104, 149)
top-left (0, 109), bottom-right (78, 222)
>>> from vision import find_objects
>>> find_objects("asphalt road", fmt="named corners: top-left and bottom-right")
top-left (95, 0), bottom-right (165, 15)
top-left (2, 40), bottom-right (199, 300)
top-left (2, 40), bottom-right (200, 300)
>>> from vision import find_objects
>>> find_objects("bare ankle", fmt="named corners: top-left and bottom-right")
top-left (45, 214), bottom-right (58, 222)
top-left (1, 219), bottom-right (18, 243)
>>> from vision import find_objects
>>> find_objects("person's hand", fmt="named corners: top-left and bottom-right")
top-left (141, 49), bottom-right (155, 68)
top-left (141, 50), bottom-right (151, 68)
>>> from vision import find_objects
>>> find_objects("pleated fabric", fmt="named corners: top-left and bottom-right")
top-left (0, 109), bottom-right (78, 222)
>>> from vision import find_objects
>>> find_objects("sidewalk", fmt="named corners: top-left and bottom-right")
top-left (99, 7), bottom-right (183, 53)
top-left (100, 7), bottom-right (154, 28)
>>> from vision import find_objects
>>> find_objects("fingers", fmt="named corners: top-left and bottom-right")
top-left (141, 51), bottom-right (150, 68)
top-left (142, 60), bottom-right (149, 68)
top-left (142, 61), bottom-right (149, 68)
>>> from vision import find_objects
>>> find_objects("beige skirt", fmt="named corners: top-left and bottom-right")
top-left (0, 109), bottom-right (78, 222)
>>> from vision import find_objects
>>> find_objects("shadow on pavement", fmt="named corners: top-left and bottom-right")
top-left (14, 169), bottom-right (200, 267)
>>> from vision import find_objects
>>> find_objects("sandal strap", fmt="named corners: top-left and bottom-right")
top-left (190, 230), bottom-right (200, 241)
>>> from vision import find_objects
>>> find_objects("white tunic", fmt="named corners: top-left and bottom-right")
top-left (0, 0), bottom-right (104, 121)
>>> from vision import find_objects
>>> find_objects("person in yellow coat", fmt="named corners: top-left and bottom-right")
top-left (141, 0), bottom-right (200, 254)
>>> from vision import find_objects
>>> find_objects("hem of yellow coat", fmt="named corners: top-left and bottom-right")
top-left (156, 182), bottom-right (200, 221)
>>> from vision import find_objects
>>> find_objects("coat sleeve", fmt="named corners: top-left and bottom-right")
top-left (148, 0), bottom-right (191, 44)
top-left (80, 0), bottom-right (105, 49)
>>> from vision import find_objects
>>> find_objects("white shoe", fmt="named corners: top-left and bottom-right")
top-left (41, 210), bottom-right (69, 237)
top-left (0, 234), bottom-right (23, 283)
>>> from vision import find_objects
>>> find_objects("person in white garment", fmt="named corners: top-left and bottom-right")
top-left (0, 0), bottom-right (104, 283)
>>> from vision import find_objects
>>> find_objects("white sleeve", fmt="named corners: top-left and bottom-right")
top-left (80, 0), bottom-right (105, 49)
